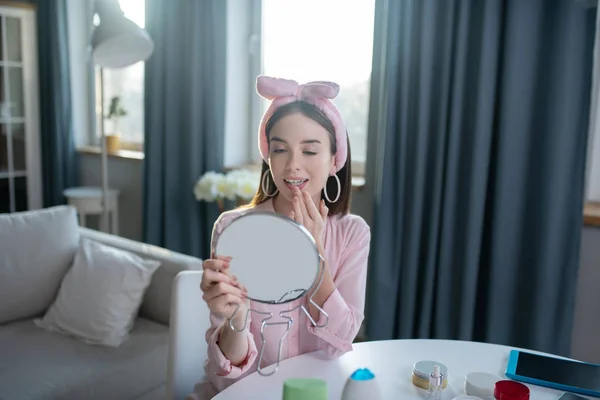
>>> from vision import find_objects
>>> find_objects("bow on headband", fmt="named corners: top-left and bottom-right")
top-left (257, 76), bottom-right (340, 102)
top-left (256, 76), bottom-right (348, 172)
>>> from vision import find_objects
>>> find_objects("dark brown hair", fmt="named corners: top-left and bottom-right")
top-left (249, 101), bottom-right (352, 215)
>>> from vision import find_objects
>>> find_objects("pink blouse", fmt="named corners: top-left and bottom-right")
top-left (186, 198), bottom-right (371, 399)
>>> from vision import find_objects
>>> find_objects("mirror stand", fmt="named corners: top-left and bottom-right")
top-left (226, 254), bottom-right (330, 376)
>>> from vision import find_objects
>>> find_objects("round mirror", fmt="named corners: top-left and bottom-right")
top-left (214, 212), bottom-right (321, 304)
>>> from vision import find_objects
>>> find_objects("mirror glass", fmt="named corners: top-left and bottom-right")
top-left (214, 212), bottom-right (320, 304)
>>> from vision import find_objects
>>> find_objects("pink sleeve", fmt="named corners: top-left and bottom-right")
top-left (204, 312), bottom-right (259, 379)
top-left (307, 218), bottom-right (371, 357)
top-left (203, 211), bottom-right (259, 383)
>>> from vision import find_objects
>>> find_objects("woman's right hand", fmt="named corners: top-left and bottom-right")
top-left (200, 255), bottom-right (249, 322)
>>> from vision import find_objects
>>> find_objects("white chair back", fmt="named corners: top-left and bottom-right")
top-left (166, 270), bottom-right (210, 400)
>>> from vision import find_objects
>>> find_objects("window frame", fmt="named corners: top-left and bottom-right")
top-left (92, 66), bottom-right (145, 153)
top-left (87, 0), bottom-right (146, 152)
top-left (248, 0), bottom-right (370, 177)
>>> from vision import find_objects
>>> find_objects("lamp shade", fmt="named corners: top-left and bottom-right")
top-left (91, 10), bottom-right (153, 68)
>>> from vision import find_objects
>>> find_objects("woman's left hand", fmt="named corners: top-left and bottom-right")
top-left (290, 187), bottom-right (328, 250)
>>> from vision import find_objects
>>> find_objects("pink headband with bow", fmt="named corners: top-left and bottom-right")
top-left (256, 75), bottom-right (348, 172)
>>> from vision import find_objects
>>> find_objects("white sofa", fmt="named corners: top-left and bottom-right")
top-left (0, 205), bottom-right (203, 400)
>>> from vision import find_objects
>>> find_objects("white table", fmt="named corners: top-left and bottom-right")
top-left (214, 339), bottom-right (590, 400)
top-left (63, 186), bottom-right (119, 234)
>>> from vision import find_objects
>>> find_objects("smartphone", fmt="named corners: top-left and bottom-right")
top-left (505, 350), bottom-right (600, 398)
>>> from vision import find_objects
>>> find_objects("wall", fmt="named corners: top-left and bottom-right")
top-left (571, 225), bottom-right (600, 363)
top-left (78, 152), bottom-right (143, 241)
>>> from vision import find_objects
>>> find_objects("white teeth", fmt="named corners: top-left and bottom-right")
top-left (284, 179), bottom-right (307, 186)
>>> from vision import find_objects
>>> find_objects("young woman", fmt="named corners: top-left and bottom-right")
top-left (188, 76), bottom-right (371, 399)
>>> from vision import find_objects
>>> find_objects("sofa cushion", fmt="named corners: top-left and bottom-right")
top-left (34, 237), bottom-right (161, 347)
top-left (79, 227), bottom-right (203, 325)
top-left (0, 318), bottom-right (169, 400)
top-left (0, 205), bottom-right (79, 325)
top-left (141, 255), bottom-right (202, 325)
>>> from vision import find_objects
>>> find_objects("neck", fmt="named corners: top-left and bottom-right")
top-left (272, 194), bottom-right (293, 217)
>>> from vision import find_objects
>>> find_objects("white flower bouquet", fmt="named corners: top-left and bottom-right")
top-left (194, 168), bottom-right (261, 210)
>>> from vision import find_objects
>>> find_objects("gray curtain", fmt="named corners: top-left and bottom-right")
top-left (36, 0), bottom-right (78, 207)
top-left (143, 0), bottom-right (226, 258)
top-left (365, 0), bottom-right (596, 356)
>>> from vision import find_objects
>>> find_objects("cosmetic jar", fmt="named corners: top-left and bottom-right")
top-left (493, 380), bottom-right (530, 400)
top-left (411, 360), bottom-right (448, 389)
top-left (341, 368), bottom-right (382, 400)
top-left (465, 372), bottom-right (501, 399)
top-left (282, 378), bottom-right (328, 400)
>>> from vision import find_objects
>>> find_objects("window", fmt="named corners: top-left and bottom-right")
top-left (94, 0), bottom-right (145, 151)
top-left (257, 0), bottom-right (375, 173)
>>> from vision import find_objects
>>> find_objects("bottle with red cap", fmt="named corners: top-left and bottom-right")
top-left (493, 380), bottom-right (530, 400)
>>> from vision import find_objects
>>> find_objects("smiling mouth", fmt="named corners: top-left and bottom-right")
top-left (283, 178), bottom-right (308, 186)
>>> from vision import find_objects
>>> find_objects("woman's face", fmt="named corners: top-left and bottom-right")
top-left (268, 112), bottom-right (336, 203)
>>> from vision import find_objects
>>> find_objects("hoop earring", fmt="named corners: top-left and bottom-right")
top-left (323, 174), bottom-right (341, 203)
top-left (261, 170), bottom-right (278, 197)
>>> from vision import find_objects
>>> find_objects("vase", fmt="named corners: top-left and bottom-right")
top-left (105, 134), bottom-right (120, 152)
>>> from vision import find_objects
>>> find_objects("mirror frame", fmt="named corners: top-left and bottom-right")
top-left (214, 211), bottom-right (322, 305)
top-left (213, 211), bottom-right (330, 376)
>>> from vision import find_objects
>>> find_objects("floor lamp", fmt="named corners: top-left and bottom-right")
top-left (90, 0), bottom-right (154, 232)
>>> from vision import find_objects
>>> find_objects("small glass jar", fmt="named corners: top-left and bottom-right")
top-left (411, 361), bottom-right (449, 390)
